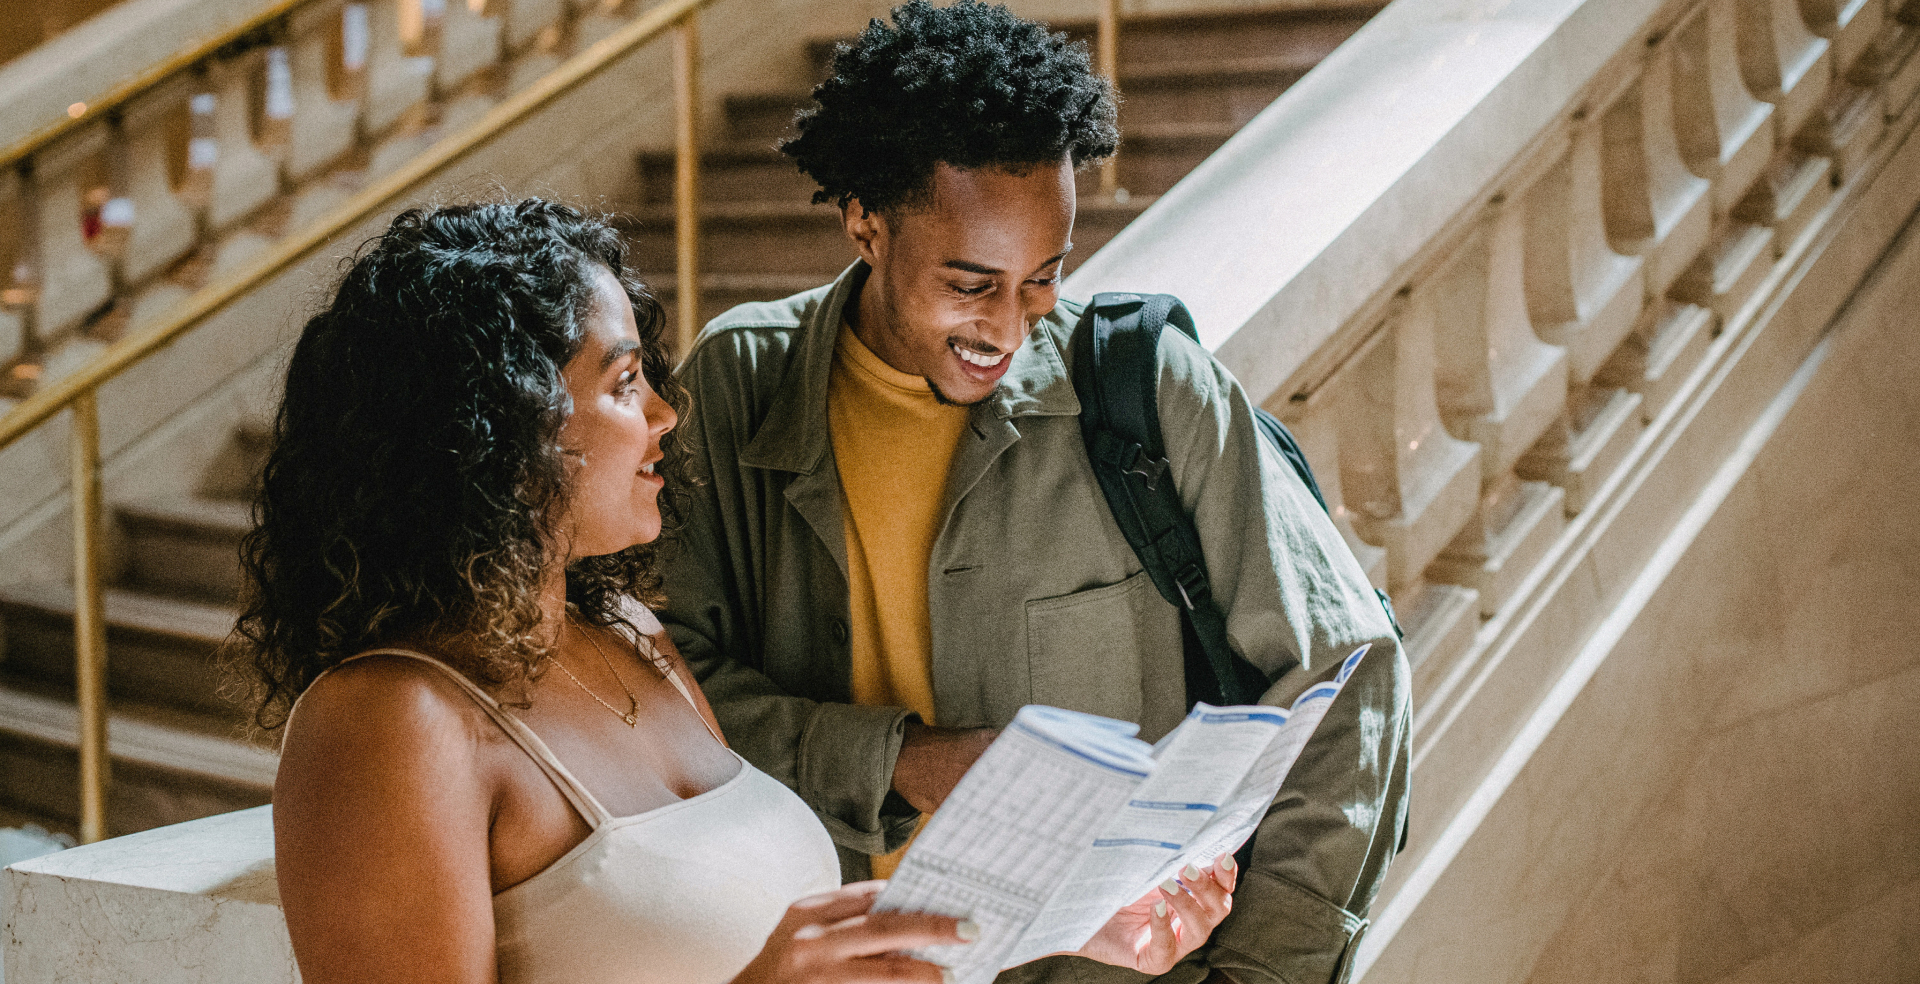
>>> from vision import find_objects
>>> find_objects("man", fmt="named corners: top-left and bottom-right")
top-left (659, 2), bottom-right (1410, 982)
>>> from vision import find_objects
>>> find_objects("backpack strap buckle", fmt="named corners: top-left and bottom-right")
top-left (1172, 562), bottom-right (1210, 611)
top-left (1124, 446), bottom-right (1170, 490)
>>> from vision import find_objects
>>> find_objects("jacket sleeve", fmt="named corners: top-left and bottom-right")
top-left (657, 333), bottom-right (921, 856)
top-left (1154, 331), bottom-right (1413, 984)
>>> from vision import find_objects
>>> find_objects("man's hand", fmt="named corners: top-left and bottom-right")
top-left (890, 721), bottom-right (997, 813)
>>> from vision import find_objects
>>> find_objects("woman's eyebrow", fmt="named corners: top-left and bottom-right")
top-left (600, 339), bottom-right (641, 370)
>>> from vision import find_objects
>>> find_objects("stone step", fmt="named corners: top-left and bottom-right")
top-left (640, 123), bottom-right (1236, 204)
top-left (725, 49), bottom-right (1322, 145)
top-left (797, 3), bottom-right (1383, 81)
top-left (619, 195), bottom-right (1155, 280)
top-left (639, 273), bottom-right (838, 333)
top-left (0, 681), bottom-right (272, 838)
top-left (117, 497), bottom-right (254, 605)
top-left (0, 582), bottom-right (246, 724)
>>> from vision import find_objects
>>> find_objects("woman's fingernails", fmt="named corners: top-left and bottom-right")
top-left (1182, 863), bottom-right (1204, 880)
top-left (1161, 876), bottom-right (1182, 896)
top-left (956, 918), bottom-right (981, 942)
top-left (1219, 855), bottom-right (1237, 873)
top-left (1154, 900), bottom-right (1168, 919)
top-left (942, 969), bottom-right (957, 984)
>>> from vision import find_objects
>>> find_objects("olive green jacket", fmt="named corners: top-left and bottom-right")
top-left (660, 262), bottom-right (1410, 984)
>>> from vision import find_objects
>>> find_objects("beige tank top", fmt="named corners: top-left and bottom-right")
top-left (297, 636), bottom-right (840, 984)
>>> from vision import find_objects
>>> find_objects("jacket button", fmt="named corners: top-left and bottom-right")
top-left (830, 619), bottom-right (850, 645)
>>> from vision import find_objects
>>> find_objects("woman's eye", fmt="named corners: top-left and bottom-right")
top-left (954, 282), bottom-right (992, 296)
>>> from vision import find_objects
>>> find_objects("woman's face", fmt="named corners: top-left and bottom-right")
top-left (552, 264), bottom-right (677, 559)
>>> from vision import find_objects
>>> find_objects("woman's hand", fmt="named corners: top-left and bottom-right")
top-left (1073, 856), bottom-right (1238, 975)
top-left (732, 881), bottom-right (977, 984)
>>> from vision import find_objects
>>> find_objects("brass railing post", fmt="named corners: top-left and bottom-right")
top-left (1097, 0), bottom-right (1121, 198)
top-left (674, 11), bottom-right (702, 355)
top-left (69, 392), bottom-right (110, 844)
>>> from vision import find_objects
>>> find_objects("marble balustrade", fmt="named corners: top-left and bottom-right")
top-left (0, 0), bottom-right (636, 397)
top-left (1081, 0), bottom-right (1915, 705)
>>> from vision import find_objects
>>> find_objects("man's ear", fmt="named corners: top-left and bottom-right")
top-left (841, 199), bottom-right (886, 265)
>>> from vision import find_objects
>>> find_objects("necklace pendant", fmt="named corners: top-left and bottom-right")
top-left (623, 709), bottom-right (639, 727)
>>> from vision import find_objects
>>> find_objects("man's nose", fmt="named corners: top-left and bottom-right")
top-left (983, 285), bottom-right (1033, 349)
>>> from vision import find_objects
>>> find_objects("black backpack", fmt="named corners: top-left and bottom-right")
top-left (1070, 292), bottom-right (1403, 708)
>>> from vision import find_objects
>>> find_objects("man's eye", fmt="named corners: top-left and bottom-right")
top-left (954, 282), bottom-right (992, 296)
top-left (614, 371), bottom-right (639, 396)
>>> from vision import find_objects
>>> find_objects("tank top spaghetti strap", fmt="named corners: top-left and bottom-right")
top-left (279, 613), bottom-right (841, 984)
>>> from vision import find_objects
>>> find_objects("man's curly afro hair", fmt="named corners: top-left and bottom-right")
top-left (780, 0), bottom-right (1119, 214)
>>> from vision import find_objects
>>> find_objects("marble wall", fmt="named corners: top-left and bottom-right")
top-left (1517, 213), bottom-right (1920, 984)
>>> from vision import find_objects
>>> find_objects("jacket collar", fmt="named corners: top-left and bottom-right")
top-left (739, 260), bottom-right (1082, 475)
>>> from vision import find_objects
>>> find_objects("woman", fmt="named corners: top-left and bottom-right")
top-left (247, 199), bottom-right (1233, 984)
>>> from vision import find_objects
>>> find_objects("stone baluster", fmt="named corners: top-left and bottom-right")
top-left (203, 50), bottom-right (285, 233)
top-left (114, 78), bottom-right (200, 289)
top-left (1803, 0), bottom-right (1889, 69)
top-left (364, 0), bottom-right (435, 136)
top-left (24, 127), bottom-right (115, 344)
top-left (1280, 393), bottom-right (1387, 592)
top-left (1327, 296), bottom-right (1483, 669)
top-left (1855, 3), bottom-right (1919, 121)
top-left (1740, 0), bottom-right (1833, 135)
top-left (434, 0), bottom-right (505, 93)
top-left (1665, 0), bottom-right (1779, 323)
top-left (1515, 113), bottom-right (1647, 516)
top-left (1601, 42), bottom-right (1714, 301)
top-left (1594, 36), bottom-right (1721, 420)
top-left (1727, 0), bottom-right (1840, 253)
top-left (1428, 199), bottom-right (1570, 616)
top-left (503, 0), bottom-right (565, 52)
top-left (286, 0), bottom-right (367, 182)
top-left (1798, 0), bottom-right (1890, 177)
top-left (1672, 0), bottom-right (1778, 211)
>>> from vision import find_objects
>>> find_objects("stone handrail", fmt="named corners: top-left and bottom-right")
top-left (0, 0), bottom-right (654, 394)
top-left (1068, 0), bottom-right (1916, 975)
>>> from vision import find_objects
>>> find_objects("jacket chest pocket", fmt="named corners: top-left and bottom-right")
top-left (1025, 570), bottom-right (1179, 724)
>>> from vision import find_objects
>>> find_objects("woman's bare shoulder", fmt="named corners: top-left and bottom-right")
top-left (278, 654), bottom-right (498, 790)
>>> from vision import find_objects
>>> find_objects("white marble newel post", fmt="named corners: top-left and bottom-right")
top-left (4, 807), bottom-right (296, 984)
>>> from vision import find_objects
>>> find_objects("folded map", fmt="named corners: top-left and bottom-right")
top-left (872, 644), bottom-right (1370, 984)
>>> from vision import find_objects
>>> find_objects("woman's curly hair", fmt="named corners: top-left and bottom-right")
top-left (235, 198), bottom-right (688, 730)
top-left (780, 0), bottom-right (1119, 214)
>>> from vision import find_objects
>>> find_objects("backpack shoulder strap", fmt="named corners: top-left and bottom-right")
top-left (1072, 293), bottom-right (1266, 707)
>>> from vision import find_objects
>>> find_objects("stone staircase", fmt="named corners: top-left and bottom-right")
top-left (0, 1), bottom-right (1381, 839)
top-left (0, 424), bottom-right (275, 839)
top-left (626, 3), bottom-right (1381, 330)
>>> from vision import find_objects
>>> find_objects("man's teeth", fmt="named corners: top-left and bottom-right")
top-left (639, 462), bottom-right (656, 475)
top-left (952, 343), bottom-right (1007, 368)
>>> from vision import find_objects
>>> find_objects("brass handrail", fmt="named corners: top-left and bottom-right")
top-left (0, 0), bottom-right (716, 841)
top-left (0, 0), bottom-right (314, 173)
top-left (1096, 0), bottom-right (1121, 198)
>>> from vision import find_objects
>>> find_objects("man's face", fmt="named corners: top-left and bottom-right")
top-left (844, 159), bottom-right (1076, 405)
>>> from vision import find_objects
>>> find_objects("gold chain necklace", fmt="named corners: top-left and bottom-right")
top-left (551, 621), bottom-right (640, 727)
